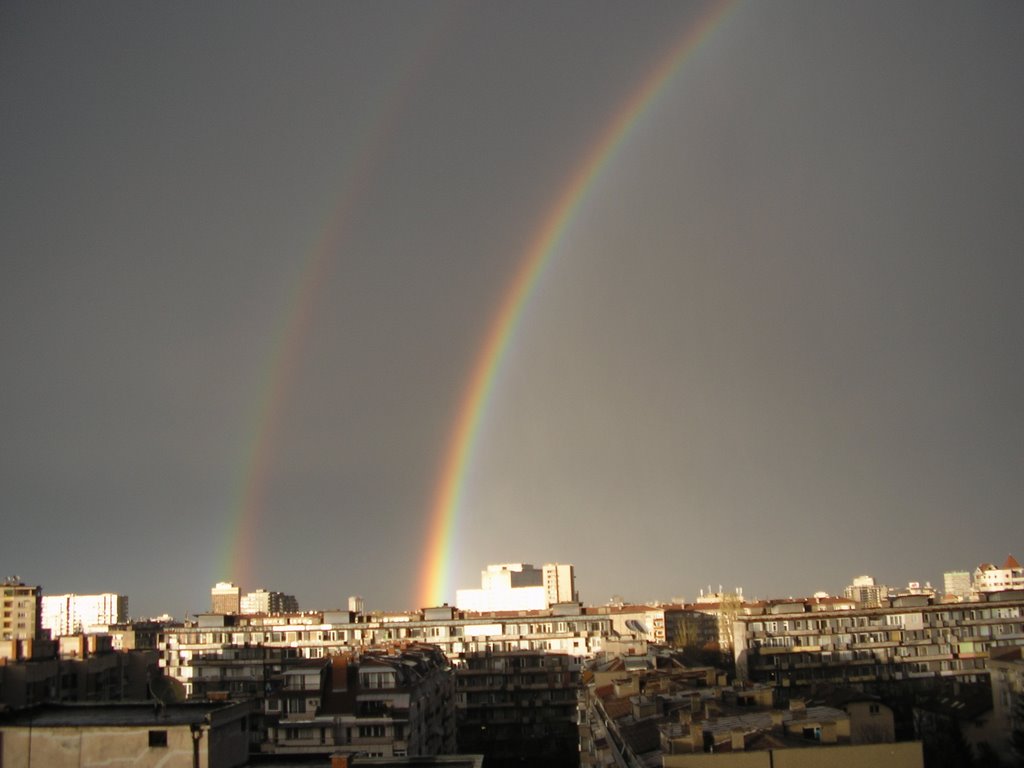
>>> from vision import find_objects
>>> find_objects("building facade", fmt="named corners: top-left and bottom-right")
top-left (42, 593), bottom-right (128, 637)
top-left (263, 644), bottom-right (456, 760)
top-left (0, 701), bottom-right (250, 768)
top-left (158, 605), bottom-right (612, 700)
top-left (843, 576), bottom-right (890, 608)
top-left (733, 594), bottom-right (1024, 688)
top-left (974, 555), bottom-right (1024, 595)
top-left (240, 588), bottom-right (299, 615)
top-left (211, 582), bottom-right (241, 614)
top-left (2, 579), bottom-right (42, 642)
top-left (456, 650), bottom-right (580, 767)
top-left (456, 563), bottom-right (578, 613)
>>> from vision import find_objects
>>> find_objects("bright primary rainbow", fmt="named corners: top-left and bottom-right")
top-left (417, 0), bottom-right (736, 608)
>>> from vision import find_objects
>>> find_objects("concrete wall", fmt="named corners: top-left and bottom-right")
top-left (663, 741), bottom-right (923, 768)
top-left (1, 724), bottom-right (202, 768)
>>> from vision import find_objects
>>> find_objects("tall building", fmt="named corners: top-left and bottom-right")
top-left (240, 588), bottom-right (298, 615)
top-left (456, 563), bottom-right (577, 612)
top-left (843, 575), bottom-right (890, 607)
top-left (543, 563), bottom-right (577, 604)
top-left (1, 579), bottom-right (42, 642)
top-left (943, 571), bottom-right (972, 601)
top-left (41, 593), bottom-right (128, 637)
top-left (210, 582), bottom-right (241, 614)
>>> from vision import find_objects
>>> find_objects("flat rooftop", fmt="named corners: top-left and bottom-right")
top-left (0, 700), bottom-right (246, 728)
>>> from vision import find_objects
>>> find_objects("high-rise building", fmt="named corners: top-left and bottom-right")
top-left (456, 563), bottom-right (577, 612)
top-left (943, 571), bottom-right (972, 601)
top-left (1, 579), bottom-right (42, 642)
top-left (843, 575), bottom-right (890, 607)
top-left (542, 563), bottom-right (577, 605)
top-left (41, 593), bottom-right (128, 637)
top-left (240, 588), bottom-right (299, 615)
top-left (211, 582), bottom-right (241, 614)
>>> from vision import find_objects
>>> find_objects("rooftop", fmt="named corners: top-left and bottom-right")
top-left (0, 700), bottom-right (247, 728)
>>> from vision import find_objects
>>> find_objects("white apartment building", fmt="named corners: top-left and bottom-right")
top-left (543, 563), bottom-right (577, 605)
top-left (158, 604), bottom-right (611, 699)
top-left (456, 563), bottom-right (577, 612)
top-left (843, 575), bottom-right (890, 607)
top-left (211, 582), bottom-right (241, 614)
top-left (974, 555), bottom-right (1024, 594)
top-left (944, 571), bottom-right (972, 601)
top-left (240, 588), bottom-right (299, 614)
top-left (41, 593), bottom-right (128, 637)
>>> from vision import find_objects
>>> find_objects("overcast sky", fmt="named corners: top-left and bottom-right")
top-left (2, 1), bottom-right (1022, 618)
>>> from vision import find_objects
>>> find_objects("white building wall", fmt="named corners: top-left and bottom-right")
top-left (41, 593), bottom-right (128, 637)
top-left (456, 586), bottom-right (547, 612)
top-left (543, 564), bottom-right (576, 604)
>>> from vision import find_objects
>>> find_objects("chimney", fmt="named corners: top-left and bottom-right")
top-left (820, 721), bottom-right (837, 744)
top-left (770, 710), bottom-right (785, 729)
top-left (789, 698), bottom-right (806, 715)
top-left (731, 728), bottom-right (745, 751)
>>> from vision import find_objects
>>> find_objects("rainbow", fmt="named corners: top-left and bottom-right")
top-left (221, 17), bottom-right (452, 589)
top-left (417, 0), bottom-right (736, 608)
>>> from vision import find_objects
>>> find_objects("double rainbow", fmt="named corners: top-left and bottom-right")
top-left (417, 0), bottom-right (735, 608)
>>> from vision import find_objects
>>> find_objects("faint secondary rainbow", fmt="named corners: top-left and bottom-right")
top-left (221, 15), bottom-right (454, 589)
top-left (418, 1), bottom-right (736, 608)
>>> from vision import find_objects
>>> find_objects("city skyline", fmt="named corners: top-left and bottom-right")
top-left (2, 2), bottom-right (1023, 618)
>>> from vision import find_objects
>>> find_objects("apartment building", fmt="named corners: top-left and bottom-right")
top-left (240, 588), bottom-right (300, 615)
top-left (159, 605), bottom-right (613, 700)
top-left (1, 578), bottom-right (42, 642)
top-left (457, 563), bottom-right (578, 613)
top-left (211, 582), bottom-right (241, 614)
top-left (975, 555), bottom-right (1024, 595)
top-left (263, 644), bottom-right (456, 760)
top-left (588, 604), bottom-right (718, 651)
top-left (42, 592), bottom-right (128, 637)
top-left (733, 593), bottom-right (1024, 688)
top-left (843, 575), bottom-right (891, 608)
top-left (455, 650), bottom-right (580, 767)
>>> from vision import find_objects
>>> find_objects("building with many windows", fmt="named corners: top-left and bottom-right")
top-left (733, 593), bottom-right (1024, 688)
top-left (456, 650), bottom-right (580, 767)
top-left (456, 563), bottom-right (579, 613)
top-left (211, 582), bottom-right (241, 614)
top-left (941, 571), bottom-right (972, 602)
top-left (42, 593), bottom-right (128, 637)
top-left (240, 588), bottom-right (299, 615)
top-left (1, 578), bottom-right (42, 643)
top-left (974, 555), bottom-right (1024, 595)
top-left (842, 576), bottom-right (890, 608)
top-left (262, 644), bottom-right (456, 760)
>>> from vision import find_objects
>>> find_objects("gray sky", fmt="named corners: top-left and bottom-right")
top-left (2, 1), bottom-right (1022, 618)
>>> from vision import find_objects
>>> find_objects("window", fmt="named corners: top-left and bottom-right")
top-left (149, 730), bottom-right (168, 747)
